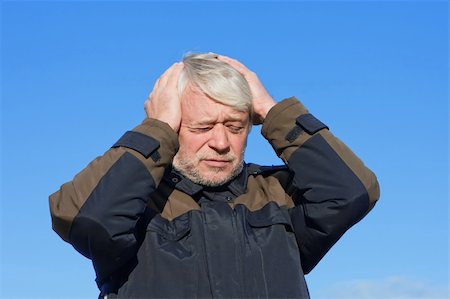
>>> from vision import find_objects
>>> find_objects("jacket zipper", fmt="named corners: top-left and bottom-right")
top-left (200, 206), bottom-right (214, 298)
top-left (231, 207), bottom-right (246, 298)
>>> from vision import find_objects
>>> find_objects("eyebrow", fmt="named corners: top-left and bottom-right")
top-left (193, 117), bottom-right (247, 126)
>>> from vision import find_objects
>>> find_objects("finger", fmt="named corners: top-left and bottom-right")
top-left (151, 64), bottom-right (172, 96)
top-left (217, 55), bottom-right (249, 74)
top-left (158, 62), bottom-right (179, 87)
top-left (152, 77), bottom-right (161, 92)
top-left (148, 62), bottom-right (182, 99)
top-left (165, 62), bottom-right (184, 89)
top-left (148, 77), bottom-right (161, 99)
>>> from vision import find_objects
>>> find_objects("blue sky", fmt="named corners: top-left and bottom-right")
top-left (1, 1), bottom-right (448, 298)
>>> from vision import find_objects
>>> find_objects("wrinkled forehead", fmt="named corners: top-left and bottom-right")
top-left (181, 84), bottom-right (250, 124)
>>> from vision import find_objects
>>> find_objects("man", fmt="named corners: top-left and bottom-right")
top-left (49, 53), bottom-right (380, 298)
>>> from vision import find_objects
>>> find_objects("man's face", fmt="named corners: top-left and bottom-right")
top-left (173, 84), bottom-right (250, 187)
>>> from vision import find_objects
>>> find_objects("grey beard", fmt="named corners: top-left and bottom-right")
top-left (173, 159), bottom-right (244, 187)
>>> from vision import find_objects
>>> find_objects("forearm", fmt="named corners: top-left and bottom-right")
top-left (49, 118), bottom-right (178, 278)
top-left (262, 97), bottom-right (380, 272)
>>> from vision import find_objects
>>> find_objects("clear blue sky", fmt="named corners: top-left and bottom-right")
top-left (1, 1), bottom-right (448, 298)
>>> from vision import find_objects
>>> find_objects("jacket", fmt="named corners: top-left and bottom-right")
top-left (49, 97), bottom-right (380, 298)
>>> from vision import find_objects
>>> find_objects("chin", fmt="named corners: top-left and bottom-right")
top-left (174, 159), bottom-right (244, 187)
top-left (199, 169), bottom-right (231, 181)
top-left (199, 163), bottom-right (243, 187)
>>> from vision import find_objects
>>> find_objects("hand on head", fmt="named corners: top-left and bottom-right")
top-left (144, 62), bottom-right (184, 132)
top-left (145, 54), bottom-right (276, 132)
top-left (217, 55), bottom-right (276, 125)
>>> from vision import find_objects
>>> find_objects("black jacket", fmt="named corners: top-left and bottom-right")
top-left (49, 97), bottom-right (380, 298)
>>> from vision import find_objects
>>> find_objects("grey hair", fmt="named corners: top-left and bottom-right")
top-left (178, 53), bottom-right (252, 115)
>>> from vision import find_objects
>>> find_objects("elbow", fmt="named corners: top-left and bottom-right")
top-left (69, 214), bottom-right (138, 280)
top-left (69, 213), bottom-right (138, 261)
top-left (347, 170), bottom-right (381, 224)
top-left (364, 170), bottom-right (381, 212)
top-left (331, 169), bottom-right (380, 227)
top-left (345, 165), bottom-right (380, 217)
top-left (49, 188), bottom-right (78, 243)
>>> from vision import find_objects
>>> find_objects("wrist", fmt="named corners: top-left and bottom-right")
top-left (261, 99), bottom-right (276, 119)
top-left (257, 99), bottom-right (277, 122)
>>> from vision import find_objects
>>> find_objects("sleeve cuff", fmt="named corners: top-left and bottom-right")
top-left (262, 97), bottom-right (309, 140)
top-left (261, 97), bottom-right (329, 162)
top-left (133, 118), bottom-right (179, 155)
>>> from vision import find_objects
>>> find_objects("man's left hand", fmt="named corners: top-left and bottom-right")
top-left (217, 55), bottom-right (276, 125)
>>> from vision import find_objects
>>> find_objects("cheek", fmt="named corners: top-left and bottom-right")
top-left (229, 135), bottom-right (248, 155)
top-left (179, 132), bottom-right (208, 154)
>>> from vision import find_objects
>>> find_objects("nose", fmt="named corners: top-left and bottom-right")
top-left (208, 124), bottom-right (230, 153)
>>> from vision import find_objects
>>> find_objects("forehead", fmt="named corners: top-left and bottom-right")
top-left (181, 84), bottom-right (248, 123)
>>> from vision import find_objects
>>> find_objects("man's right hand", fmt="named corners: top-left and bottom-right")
top-left (144, 62), bottom-right (184, 132)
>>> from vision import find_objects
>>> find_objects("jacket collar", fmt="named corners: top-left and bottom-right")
top-left (165, 163), bottom-right (249, 197)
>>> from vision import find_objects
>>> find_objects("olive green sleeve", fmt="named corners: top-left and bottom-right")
top-left (49, 118), bottom-right (179, 242)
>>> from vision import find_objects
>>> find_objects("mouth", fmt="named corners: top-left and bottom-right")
top-left (202, 159), bottom-right (232, 168)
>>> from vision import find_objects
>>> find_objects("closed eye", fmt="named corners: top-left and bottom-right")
top-left (189, 126), bottom-right (213, 133)
top-left (227, 125), bottom-right (245, 134)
